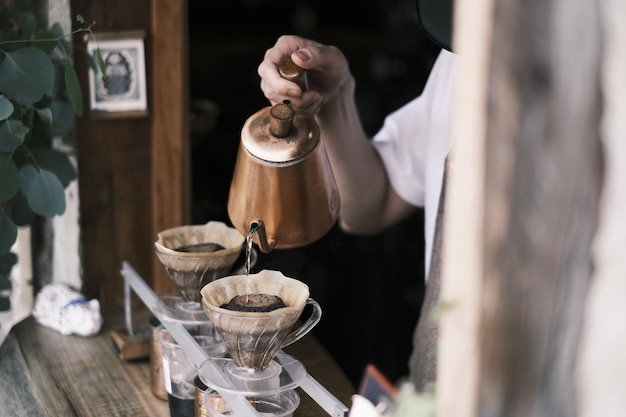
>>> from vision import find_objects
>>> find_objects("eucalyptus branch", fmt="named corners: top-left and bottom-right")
top-left (0, 23), bottom-right (94, 47)
top-left (0, 10), bottom-right (92, 256)
top-left (0, 14), bottom-right (104, 76)
top-left (76, 15), bottom-right (106, 76)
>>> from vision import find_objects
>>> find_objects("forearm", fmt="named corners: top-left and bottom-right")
top-left (256, 36), bottom-right (414, 234)
top-left (316, 78), bottom-right (391, 235)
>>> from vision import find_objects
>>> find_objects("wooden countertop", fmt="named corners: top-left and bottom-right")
top-left (0, 313), bottom-right (355, 417)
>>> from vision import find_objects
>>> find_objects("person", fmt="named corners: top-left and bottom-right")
top-left (257, 1), bottom-right (455, 391)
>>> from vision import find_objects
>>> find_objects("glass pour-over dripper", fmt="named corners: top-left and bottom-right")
top-left (154, 221), bottom-right (245, 316)
top-left (198, 270), bottom-right (322, 396)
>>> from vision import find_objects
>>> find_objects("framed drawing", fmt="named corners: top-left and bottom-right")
top-left (86, 31), bottom-right (148, 119)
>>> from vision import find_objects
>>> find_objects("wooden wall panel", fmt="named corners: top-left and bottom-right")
top-left (150, 0), bottom-right (190, 296)
top-left (71, 0), bottom-right (188, 310)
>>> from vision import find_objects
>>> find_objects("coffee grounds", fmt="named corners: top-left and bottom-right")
top-left (175, 243), bottom-right (225, 252)
top-left (221, 294), bottom-right (286, 312)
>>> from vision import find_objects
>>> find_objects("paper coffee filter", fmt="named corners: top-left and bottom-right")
top-left (155, 221), bottom-right (245, 274)
top-left (200, 270), bottom-right (310, 315)
top-left (200, 270), bottom-right (320, 371)
top-left (155, 221), bottom-right (245, 257)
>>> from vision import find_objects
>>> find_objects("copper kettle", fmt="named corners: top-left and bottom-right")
top-left (227, 70), bottom-right (340, 252)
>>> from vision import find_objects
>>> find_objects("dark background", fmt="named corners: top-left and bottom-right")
top-left (187, 0), bottom-right (440, 387)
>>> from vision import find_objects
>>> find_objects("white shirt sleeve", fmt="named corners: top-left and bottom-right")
top-left (371, 49), bottom-right (456, 277)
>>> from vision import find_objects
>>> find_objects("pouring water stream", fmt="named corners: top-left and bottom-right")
top-left (244, 221), bottom-right (261, 304)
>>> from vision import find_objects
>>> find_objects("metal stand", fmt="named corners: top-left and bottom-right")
top-left (121, 261), bottom-right (349, 417)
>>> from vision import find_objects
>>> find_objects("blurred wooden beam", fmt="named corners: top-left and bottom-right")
top-left (578, 0), bottom-right (626, 415)
top-left (439, 0), bottom-right (606, 415)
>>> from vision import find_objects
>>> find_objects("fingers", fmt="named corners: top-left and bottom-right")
top-left (262, 36), bottom-right (301, 62)
top-left (297, 91), bottom-right (324, 115)
top-left (258, 35), bottom-right (325, 112)
top-left (264, 35), bottom-right (321, 67)
top-left (258, 63), bottom-right (301, 101)
top-left (257, 35), bottom-right (349, 117)
top-left (260, 74), bottom-right (323, 116)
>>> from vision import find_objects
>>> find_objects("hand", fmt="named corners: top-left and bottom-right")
top-left (258, 35), bottom-right (352, 115)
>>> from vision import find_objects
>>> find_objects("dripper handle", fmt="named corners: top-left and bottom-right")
top-left (281, 298), bottom-right (322, 348)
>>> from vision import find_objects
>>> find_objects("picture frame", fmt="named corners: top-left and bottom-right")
top-left (86, 31), bottom-right (148, 119)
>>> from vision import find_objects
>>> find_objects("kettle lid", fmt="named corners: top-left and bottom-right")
top-left (241, 102), bottom-right (321, 163)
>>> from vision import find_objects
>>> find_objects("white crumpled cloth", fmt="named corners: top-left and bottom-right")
top-left (33, 282), bottom-right (102, 337)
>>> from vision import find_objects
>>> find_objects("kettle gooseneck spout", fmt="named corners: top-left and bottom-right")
top-left (248, 220), bottom-right (276, 254)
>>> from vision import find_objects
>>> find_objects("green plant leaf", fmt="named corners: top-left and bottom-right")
top-left (0, 120), bottom-right (28, 152)
top-left (9, 191), bottom-right (35, 226)
top-left (54, 23), bottom-right (72, 56)
top-left (50, 99), bottom-right (74, 135)
top-left (20, 167), bottom-right (66, 217)
top-left (19, 164), bottom-right (37, 196)
top-left (35, 107), bottom-right (52, 126)
top-left (33, 23), bottom-right (66, 55)
top-left (97, 49), bottom-right (106, 76)
top-left (0, 213), bottom-right (18, 257)
top-left (48, 23), bottom-right (65, 40)
top-left (0, 96), bottom-right (14, 121)
top-left (65, 63), bottom-right (83, 116)
top-left (0, 252), bottom-right (18, 275)
top-left (85, 51), bottom-right (98, 73)
top-left (32, 30), bottom-right (58, 55)
top-left (0, 153), bottom-right (20, 201)
top-left (85, 48), bottom-right (106, 78)
top-left (0, 48), bottom-right (54, 103)
top-left (36, 149), bottom-right (77, 187)
top-left (18, 12), bottom-right (37, 36)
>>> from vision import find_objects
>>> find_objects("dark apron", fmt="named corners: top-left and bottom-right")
top-left (409, 159), bottom-right (448, 391)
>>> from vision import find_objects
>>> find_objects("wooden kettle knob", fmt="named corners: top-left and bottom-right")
top-left (278, 56), bottom-right (308, 90)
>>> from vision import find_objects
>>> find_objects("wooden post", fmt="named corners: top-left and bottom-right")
top-left (436, 0), bottom-right (493, 413)
top-left (150, 0), bottom-right (190, 296)
top-left (578, 0), bottom-right (626, 415)
top-left (438, 0), bottom-right (610, 415)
